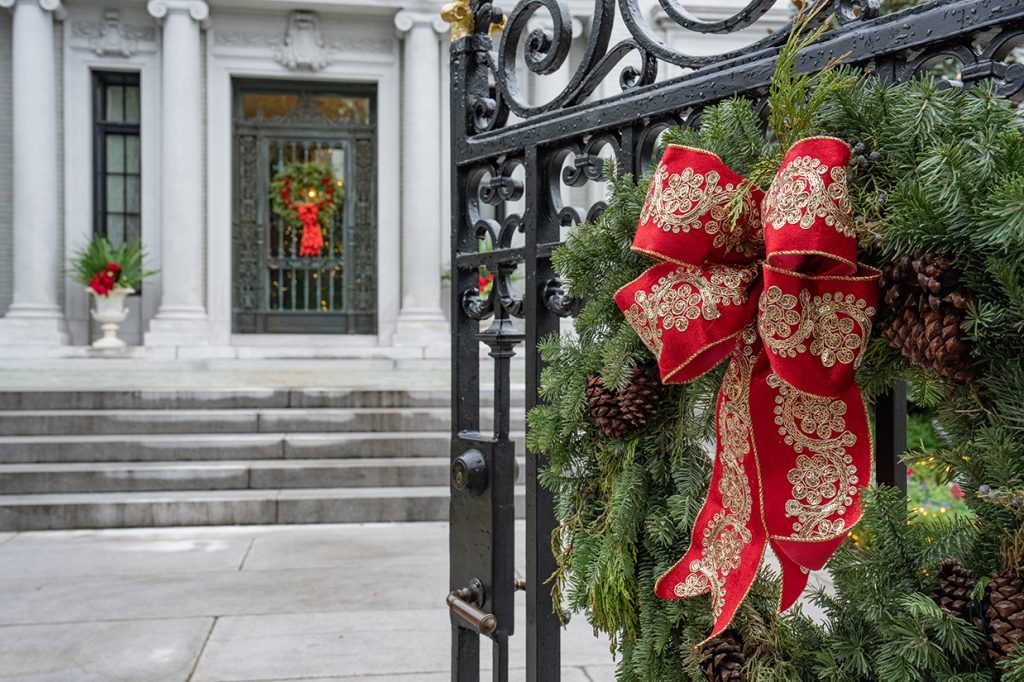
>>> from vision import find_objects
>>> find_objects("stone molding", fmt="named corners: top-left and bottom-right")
top-left (393, 10), bottom-right (447, 37)
top-left (72, 9), bottom-right (157, 57)
top-left (146, 0), bottom-right (209, 25)
top-left (213, 25), bottom-right (393, 56)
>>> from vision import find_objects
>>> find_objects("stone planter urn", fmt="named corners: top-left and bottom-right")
top-left (89, 287), bottom-right (134, 349)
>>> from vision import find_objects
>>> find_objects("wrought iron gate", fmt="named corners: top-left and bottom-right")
top-left (446, 1), bottom-right (1024, 680)
top-left (233, 82), bottom-right (377, 334)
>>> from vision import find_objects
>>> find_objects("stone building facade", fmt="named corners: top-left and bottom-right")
top-left (0, 0), bottom-right (788, 360)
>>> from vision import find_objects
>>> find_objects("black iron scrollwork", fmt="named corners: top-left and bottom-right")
top-left (469, 0), bottom-right (659, 130)
top-left (542, 278), bottom-right (582, 317)
top-left (459, 0), bottom-right (928, 132)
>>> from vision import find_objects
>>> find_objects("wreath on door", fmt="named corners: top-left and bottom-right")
top-left (270, 162), bottom-right (345, 257)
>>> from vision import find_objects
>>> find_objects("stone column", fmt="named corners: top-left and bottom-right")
top-left (0, 0), bottom-right (68, 346)
top-left (392, 10), bottom-right (448, 346)
top-left (145, 0), bottom-right (210, 345)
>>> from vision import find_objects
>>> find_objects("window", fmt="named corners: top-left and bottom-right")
top-left (93, 71), bottom-right (141, 247)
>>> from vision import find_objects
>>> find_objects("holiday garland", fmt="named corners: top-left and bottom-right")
top-left (527, 21), bottom-right (1024, 682)
top-left (270, 162), bottom-right (344, 257)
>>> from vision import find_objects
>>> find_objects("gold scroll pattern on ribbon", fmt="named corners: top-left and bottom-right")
top-left (768, 373), bottom-right (859, 540)
top-left (624, 264), bottom-right (756, 358)
top-left (758, 287), bottom-right (874, 369)
top-left (673, 327), bottom-right (758, 617)
top-left (641, 163), bottom-right (762, 257)
top-left (763, 156), bottom-right (854, 238)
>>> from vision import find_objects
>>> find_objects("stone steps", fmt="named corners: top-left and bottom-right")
top-left (0, 387), bottom-right (525, 411)
top-left (0, 457), bottom-right (528, 494)
top-left (0, 486), bottom-right (528, 531)
top-left (0, 407), bottom-right (526, 436)
top-left (0, 388), bottom-right (526, 530)
top-left (0, 431), bottom-right (526, 464)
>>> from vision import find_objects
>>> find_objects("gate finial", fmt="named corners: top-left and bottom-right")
top-left (440, 0), bottom-right (473, 41)
top-left (440, 0), bottom-right (505, 42)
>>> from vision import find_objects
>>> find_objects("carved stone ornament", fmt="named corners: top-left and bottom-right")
top-left (275, 11), bottom-right (330, 71)
top-left (90, 10), bottom-right (135, 56)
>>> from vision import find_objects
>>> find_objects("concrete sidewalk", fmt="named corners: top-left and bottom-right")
top-left (0, 522), bottom-right (616, 681)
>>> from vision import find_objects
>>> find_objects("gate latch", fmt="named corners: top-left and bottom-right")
top-left (451, 449), bottom-right (487, 496)
top-left (447, 577), bottom-right (496, 635)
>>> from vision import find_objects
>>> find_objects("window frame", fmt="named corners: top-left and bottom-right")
top-left (92, 70), bottom-right (141, 245)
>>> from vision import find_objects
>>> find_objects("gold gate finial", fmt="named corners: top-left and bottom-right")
top-left (440, 0), bottom-right (506, 42)
top-left (440, 0), bottom-right (473, 41)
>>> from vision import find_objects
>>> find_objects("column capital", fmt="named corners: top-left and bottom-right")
top-left (147, 0), bottom-right (209, 25)
top-left (393, 10), bottom-right (447, 37)
top-left (0, 0), bottom-right (66, 20)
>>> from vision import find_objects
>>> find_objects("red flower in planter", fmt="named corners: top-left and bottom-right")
top-left (90, 272), bottom-right (115, 296)
top-left (479, 273), bottom-right (494, 295)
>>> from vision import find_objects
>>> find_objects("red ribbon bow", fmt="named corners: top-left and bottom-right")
top-left (297, 202), bottom-right (324, 257)
top-left (614, 137), bottom-right (881, 640)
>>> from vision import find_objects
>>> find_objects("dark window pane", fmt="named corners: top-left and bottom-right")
top-left (106, 175), bottom-right (125, 212)
top-left (124, 86), bottom-right (140, 123)
top-left (125, 176), bottom-right (141, 213)
top-left (106, 85), bottom-right (124, 122)
top-left (125, 136), bottom-right (140, 173)
top-left (106, 214), bottom-right (125, 247)
top-left (125, 216), bottom-right (141, 245)
top-left (106, 135), bottom-right (124, 173)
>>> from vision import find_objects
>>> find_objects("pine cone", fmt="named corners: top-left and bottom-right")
top-left (585, 364), bottom-right (665, 439)
top-left (617, 363), bottom-right (665, 429)
top-left (702, 630), bottom-right (744, 682)
top-left (880, 251), bottom-right (975, 382)
top-left (986, 572), bottom-right (1024, 661)
top-left (585, 375), bottom-right (632, 439)
top-left (931, 559), bottom-right (980, 622)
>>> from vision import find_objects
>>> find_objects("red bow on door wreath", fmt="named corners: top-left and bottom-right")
top-left (614, 137), bottom-right (881, 640)
top-left (297, 202), bottom-right (324, 257)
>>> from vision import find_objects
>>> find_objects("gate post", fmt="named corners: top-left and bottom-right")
top-left (524, 145), bottom-right (563, 682)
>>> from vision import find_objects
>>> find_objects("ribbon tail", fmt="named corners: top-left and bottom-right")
top-left (749, 361), bottom-right (872, 610)
top-left (771, 538), bottom-right (811, 613)
top-left (655, 334), bottom-right (767, 641)
top-left (298, 203), bottom-right (323, 257)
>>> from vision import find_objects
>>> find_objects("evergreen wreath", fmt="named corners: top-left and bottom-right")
top-left (526, 19), bottom-right (1024, 682)
top-left (270, 161), bottom-right (344, 257)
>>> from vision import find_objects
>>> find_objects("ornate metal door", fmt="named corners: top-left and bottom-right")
top-left (233, 82), bottom-right (377, 334)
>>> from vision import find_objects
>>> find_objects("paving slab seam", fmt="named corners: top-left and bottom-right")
top-left (0, 563), bottom-right (412, 587)
top-left (0, 533), bottom-right (17, 548)
top-left (187, 617), bottom-right (219, 682)
top-left (238, 537), bottom-right (256, 571)
top-left (0, 615), bottom-right (227, 628)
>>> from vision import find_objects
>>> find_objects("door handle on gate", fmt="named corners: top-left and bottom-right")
top-left (447, 578), bottom-right (496, 635)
